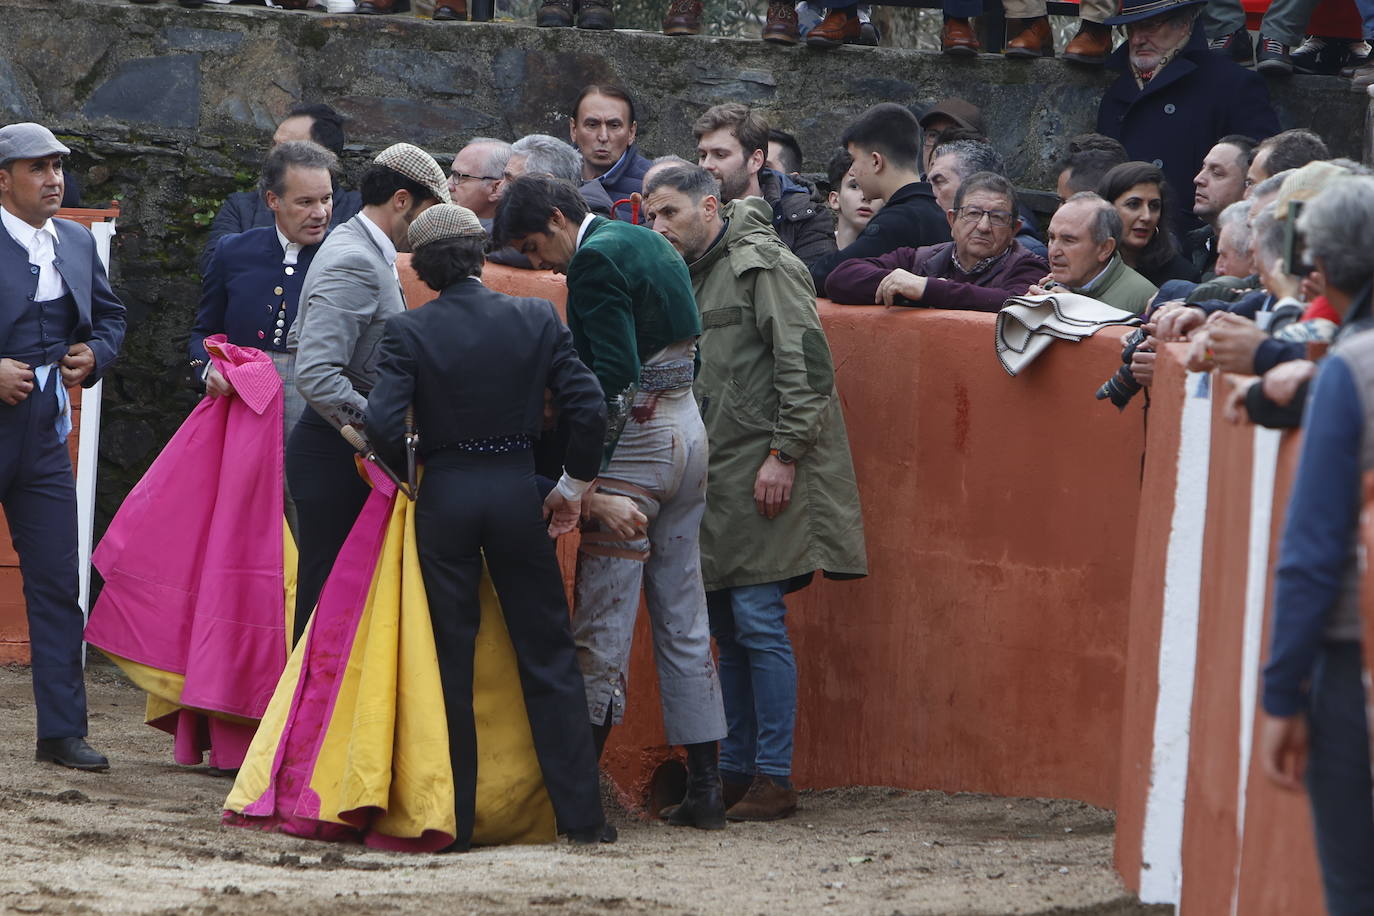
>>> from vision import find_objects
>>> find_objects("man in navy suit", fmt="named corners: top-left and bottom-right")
top-left (0, 123), bottom-right (126, 771)
top-left (190, 140), bottom-right (336, 534)
top-left (199, 104), bottom-right (362, 276)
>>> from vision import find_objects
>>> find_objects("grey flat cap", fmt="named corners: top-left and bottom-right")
top-left (0, 123), bottom-right (70, 166)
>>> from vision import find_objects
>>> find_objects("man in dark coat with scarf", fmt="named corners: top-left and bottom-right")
top-left (1096, 0), bottom-right (1280, 234)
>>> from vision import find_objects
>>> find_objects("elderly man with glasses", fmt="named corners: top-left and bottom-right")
top-left (824, 172), bottom-right (1048, 312)
top-left (446, 139), bottom-right (512, 223)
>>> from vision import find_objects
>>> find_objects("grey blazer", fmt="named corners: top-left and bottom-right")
top-left (288, 213), bottom-right (407, 429)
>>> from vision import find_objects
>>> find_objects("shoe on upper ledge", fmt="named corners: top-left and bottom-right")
top-left (940, 16), bottom-right (980, 56)
top-left (662, 0), bottom-right (703, 35)
top-left (806, 9), bottom-right (861, 48)
top-left (1005, 16), bottom-right (1053, 58)
top-left (1255, 34), bottom-right (1294, 75)
top-left (1208, 26), bottom-right (1254, 64)
top-left (762, 1), bottom-right (799, 45)
top-left (355, 0), bottom-right (397, 13)
top-left (1061, 20), bottom-right (1112, 65)
top-left (725, 774), bottom-right (799, 822)
top-left (537, 0), bottom-right (575, 27)
top-left (36, 737), bottom-right (109, 772)
top-left (578, 0), bottom-right (614, 29)
top-left (433, 0), bottom-right (467, 19)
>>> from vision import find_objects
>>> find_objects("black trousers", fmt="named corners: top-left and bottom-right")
top-left (0, 381), bottom-right (85, 739)
top-left (284, 408), bottom-right (371, 647)
top-left (416, 449), bottom-right (603, 845)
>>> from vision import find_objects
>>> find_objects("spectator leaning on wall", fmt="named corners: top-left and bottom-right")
top-left (1259, 175), bottom-right (1374, 916)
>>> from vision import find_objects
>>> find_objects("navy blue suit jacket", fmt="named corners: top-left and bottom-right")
top-left (1098, 26), bottom-right (1280, 233)
top-left (199, 183), bottom-right (361, 276)
top-left (190, 226), bottom-right (319, 363)
top-left (0, 216), bottom-right (127, 386)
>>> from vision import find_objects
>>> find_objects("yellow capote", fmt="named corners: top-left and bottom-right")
top-left (226, 484), bottom-right (556, 846)
top-left (100, 521), bottom-right (299, 728)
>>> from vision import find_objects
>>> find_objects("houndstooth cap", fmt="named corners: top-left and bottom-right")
top-left (374, 142), bottom-right (452, 205)
top-left (408, 203), bottom-right (487, 249)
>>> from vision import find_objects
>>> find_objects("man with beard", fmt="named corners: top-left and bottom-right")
top-left (693, 103), bottom-right (835, 269)
top-left (641, 163), bottom-right (866, 823)
top-left (1186, 135), bottom-right (1255, 279)
top-left (285, 143), bottom-right (448, 645)
top-left (492, 175), bottom-right (729, 831)
top-left (1097, 0), bottom-right (1278, 233)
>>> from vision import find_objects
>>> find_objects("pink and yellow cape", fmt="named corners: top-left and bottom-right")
top-left (223, 463), bottom-right (556, 850)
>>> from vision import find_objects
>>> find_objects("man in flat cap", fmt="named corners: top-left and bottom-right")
top-left (0, 123), bottom-right (126, 771)
top-left (366, 203), bottom-right (612, 849)
top-left (285, 142), bottom-right (447, 645)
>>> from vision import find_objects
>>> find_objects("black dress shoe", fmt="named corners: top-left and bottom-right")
top-left (36, 737), bottom-right (109, 772)
top-left (567, 822), bottom-right (618, 844)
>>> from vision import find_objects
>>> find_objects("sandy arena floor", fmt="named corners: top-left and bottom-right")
top-left (0, 662), bottom-right (1168, 915)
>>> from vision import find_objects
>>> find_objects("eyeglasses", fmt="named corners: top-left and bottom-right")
top-left (956, 206), bottom-right (1014, 228)
top-left (448, 170), bottom-right (501, 184)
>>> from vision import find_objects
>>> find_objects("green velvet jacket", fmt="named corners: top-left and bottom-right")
top-left (566, 217), bottom-right (702, 463)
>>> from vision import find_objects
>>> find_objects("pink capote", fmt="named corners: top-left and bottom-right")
top-left (85, 335), bottom-right (287, 762)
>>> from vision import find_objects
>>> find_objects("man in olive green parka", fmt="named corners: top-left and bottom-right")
top-left (643, 164), bottom-right (867, 823)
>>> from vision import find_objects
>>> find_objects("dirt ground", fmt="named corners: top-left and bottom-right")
top-left (0, 662), bottom-right (1167, 916)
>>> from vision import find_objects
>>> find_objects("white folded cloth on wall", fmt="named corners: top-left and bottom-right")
top-left (995, 292), bottom-right (1140, 377)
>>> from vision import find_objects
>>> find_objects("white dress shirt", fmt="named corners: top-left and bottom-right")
top-left (1, 205), bottom-right (68, 301)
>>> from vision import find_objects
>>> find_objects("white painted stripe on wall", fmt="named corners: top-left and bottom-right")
top-left (76, 219), bottom-right (115, 621)
top-left (1228, 426), bottom-right (1282, 916)
top-left (1139, 372), bottom-right (1212, 905)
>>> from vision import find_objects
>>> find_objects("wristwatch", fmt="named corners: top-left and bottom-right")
top-left (769, 448), bottom-right (795, 465)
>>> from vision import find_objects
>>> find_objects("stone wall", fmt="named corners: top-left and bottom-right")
top-left (0, 0), bottom-right (1368, 527)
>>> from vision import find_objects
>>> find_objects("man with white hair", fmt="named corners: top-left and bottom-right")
top-left (505, 135), bottom-right (614, 216)
top-left (1036, 192), bottom-right (1157, 314)
top-left (1096, 0), bottom-right (1279, 233)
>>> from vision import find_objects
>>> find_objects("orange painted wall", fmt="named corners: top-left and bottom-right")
top-left (417, 262), bottom-right (1145, 808)
top-left (1113, 342), bottom-right (1189, 885)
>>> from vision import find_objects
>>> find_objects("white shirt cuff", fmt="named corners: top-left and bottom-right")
top-left (556, 473), bottom-right (593, 501)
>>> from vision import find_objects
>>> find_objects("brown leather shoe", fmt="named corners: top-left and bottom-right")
top-left (725, 775), bottom-right (798, 822)
top-left (1005, 16), bottom-right (1053, 58)
top-left (433, 0), bottom-right (467, 19)
top-left (941, 17), bottom-right (981, 56)
top-left (806, 9), bottom-right (860, 48)
top-left (1062, 20), bottom-right (1112, 64)
top-left (537, 0), bottom-right (575, 27)
top-left (662, 0), bottom-right (702, 35)
top-left (762, 1), bottom-right (799, 44)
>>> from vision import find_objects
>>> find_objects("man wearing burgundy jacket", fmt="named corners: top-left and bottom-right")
top-left (825, 172), bottom-right (1046, 311)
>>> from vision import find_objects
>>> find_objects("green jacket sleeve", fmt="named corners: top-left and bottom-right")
top-left (752, 258), bottom-right (835, 462)
top-left (566, 245), bottom-right (643, 468)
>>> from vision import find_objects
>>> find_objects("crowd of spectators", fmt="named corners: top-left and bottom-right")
top-left (180, 0), bottom-right (1373, 895)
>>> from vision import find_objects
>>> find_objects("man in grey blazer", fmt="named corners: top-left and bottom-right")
top-left (285, 143), bottom-right (449, 645)
top-left (0, 123), bottom-right (126, 771)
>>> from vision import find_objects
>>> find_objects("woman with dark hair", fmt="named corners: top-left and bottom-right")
top-left (1098, 161), bottom-right (1200, 287)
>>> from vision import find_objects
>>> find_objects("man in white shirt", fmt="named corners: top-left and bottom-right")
top-left (0, 122), bottom-right (126, 771)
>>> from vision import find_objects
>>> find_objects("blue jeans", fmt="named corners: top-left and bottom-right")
top-left (1304, 641), bottom-right (1374, 916)
top-left (706, 582), bottom-right (797, 779)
